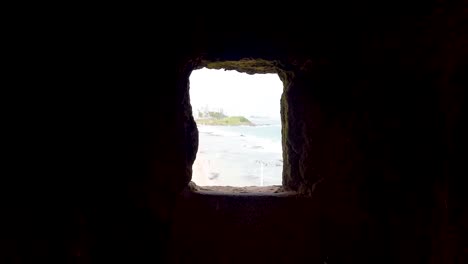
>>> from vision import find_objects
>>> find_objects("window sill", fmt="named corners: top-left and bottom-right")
top-left (187, 182), bottom-right (297, 197)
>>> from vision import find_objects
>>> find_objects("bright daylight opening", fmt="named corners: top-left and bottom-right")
top-left (190, 68), bottom-right (283, 187)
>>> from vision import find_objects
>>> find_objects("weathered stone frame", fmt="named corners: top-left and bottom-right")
top-left (180, 57), bottom-right (301, 191)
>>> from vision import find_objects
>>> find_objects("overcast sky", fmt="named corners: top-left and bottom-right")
top-left (189, 68), bottom-right (283, 120)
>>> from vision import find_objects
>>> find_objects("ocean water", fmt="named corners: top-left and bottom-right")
top-left (192, 117), bottom-right (283, 186)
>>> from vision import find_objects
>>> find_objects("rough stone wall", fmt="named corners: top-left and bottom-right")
top-left (176, 3), bottom-right (467, 263)
top-left (175, 3), bottom-right (467, 263)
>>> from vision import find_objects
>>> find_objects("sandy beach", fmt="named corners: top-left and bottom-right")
top-left (191, 124), bottom-right (283, 187)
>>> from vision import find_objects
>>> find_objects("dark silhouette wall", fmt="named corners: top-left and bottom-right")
top-left (4, 2), bottom-right (467, 263)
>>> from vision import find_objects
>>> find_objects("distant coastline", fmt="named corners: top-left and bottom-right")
top-left (196, 116), bottom-right (254, 126)
top-left (195, 108), bottom-right (255, 126)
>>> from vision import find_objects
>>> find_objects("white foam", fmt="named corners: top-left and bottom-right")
top-left (197, 124), bottom-right (282, 153)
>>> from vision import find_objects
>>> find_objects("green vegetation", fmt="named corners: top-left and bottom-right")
top-left (196, 116), bottom-right (254, 126)
top-left (196, 108), bottom-right (254, 126)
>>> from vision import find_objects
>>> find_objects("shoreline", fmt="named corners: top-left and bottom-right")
top-left (192, 124), bottom-right (283, 187)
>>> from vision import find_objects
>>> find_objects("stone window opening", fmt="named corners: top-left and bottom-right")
top-left (182, 59), bottom-right (297, 194)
